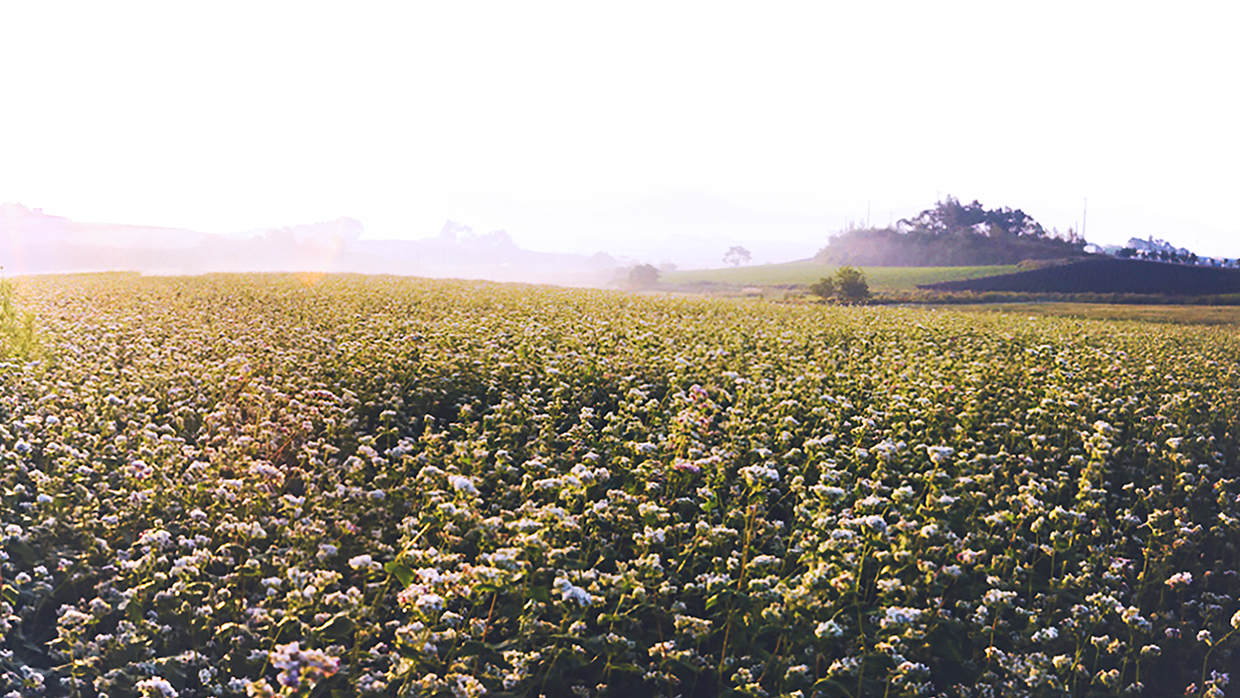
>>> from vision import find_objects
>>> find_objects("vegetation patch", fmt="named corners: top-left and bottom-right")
top-left (950, 303), bottom-right (1240, 326)
top-left (0, 278), bottom-right (37, 361)
top-left (815, 198), bottom-right (1085, 267)
top-left (662, 264), bottom-right (1019, 292)
top-left (2, 274), bottom-right (1239, 697)
top-left (921, 258), bottom-right (1240, 296)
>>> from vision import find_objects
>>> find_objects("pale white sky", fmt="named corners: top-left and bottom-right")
top-left (2, 1), bottom-right (1238, 262)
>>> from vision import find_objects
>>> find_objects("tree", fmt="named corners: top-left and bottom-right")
top-left (897, 196), bottom-right (1047, 238)
top-left (723, 246), bottom-right (752, 267)
top-left (809, 276), bottom-right (836, 300)
top-left (835, 266), bottom-right (870, 303)
top-left (814, 197), bottom-right (1085, 267)
top-left (629, 264), bottom-right (660, 288)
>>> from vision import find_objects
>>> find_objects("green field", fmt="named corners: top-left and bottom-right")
top-left (953, 302), bottom-right (1240, 326)
top-left (3, 273), bottom-right (1239, 697)
top-left (662, 262), bottom-right (1019, 291)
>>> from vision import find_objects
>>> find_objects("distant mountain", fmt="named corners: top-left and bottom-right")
top-left (0, 205), bottom-right (617, 285)
top-left (1, 202), bottom-right (209, 246)
top-left (0, 203), bottom-right (215, 274)
top-left (343, 223), bottom-right (617, 285)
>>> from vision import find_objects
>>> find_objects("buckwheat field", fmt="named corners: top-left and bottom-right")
top-left (2, 274), bottom-right (1239, 698)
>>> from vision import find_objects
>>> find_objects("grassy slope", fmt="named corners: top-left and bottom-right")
top-left (955, 302), bottom-right (1240, 326)
top-left (662, 261), bottom-right (1019, 291)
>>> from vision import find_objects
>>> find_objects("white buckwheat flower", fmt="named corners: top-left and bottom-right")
top-left (1165, 571), bottom-right (1192, 587)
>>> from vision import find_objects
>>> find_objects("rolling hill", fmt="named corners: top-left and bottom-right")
top-left (662, 261), bottom-right (1019, 291)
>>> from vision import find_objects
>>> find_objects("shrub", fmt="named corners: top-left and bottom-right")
top-left (809, 276), bottom-right (836, 299)
top-left (835, 265), bottom-right (871, 303)
top-left (629, 263), bottom-right (660, 288)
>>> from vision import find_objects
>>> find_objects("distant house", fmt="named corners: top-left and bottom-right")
top-left (1087, 236), bottom-right (1239, 269)
top-left (1127, 236), bottom-right (1192, 258)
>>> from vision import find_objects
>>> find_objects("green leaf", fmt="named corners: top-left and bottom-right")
top-left (384, 561), bottom-right (416, 588)
top-left (811, 677), bottom-right (854, 694)
top-left (275, 616), bottom-right (305, 640)
top-left (311, 613), bottom-right (355, 640)
top-left (0, 584), bottom-right (16, 605)
top-left (453, 640), bottom-right (512, 669)
top-left (753, 624), bottom-right (786, 643)
top-left (7, 541), bottom-right (34, 565)
top-left (705, 590), bottom-right (738, 611)
top-left (185, 581), bottom-right (213, 596)
top-left (215, 622), bottom-right (244, 641)
top-left (527, 586), bottom-right (550, 602)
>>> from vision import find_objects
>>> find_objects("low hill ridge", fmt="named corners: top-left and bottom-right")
top-left (0, 206), bottom-right (616, 285)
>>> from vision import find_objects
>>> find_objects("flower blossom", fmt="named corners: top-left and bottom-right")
top-left (1165, 571), bottom-right (1192, 587)
top-left (554, 577), bottom-right (593, 607)
top-left (135, 676), bottom-right (178, 698)
top-left (271, 641), bottom-right (340, 689)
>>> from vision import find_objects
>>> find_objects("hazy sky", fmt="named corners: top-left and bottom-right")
top-left (2, 2), bottom-right (1238, 261)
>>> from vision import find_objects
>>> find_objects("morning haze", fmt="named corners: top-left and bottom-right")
top-left (7, 5), bottom-right (1240, 697)
top-left (1, 2), bottom-right (1237, 276)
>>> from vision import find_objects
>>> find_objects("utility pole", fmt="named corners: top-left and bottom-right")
top-left (1082, 198), bottom-right (1088, 239)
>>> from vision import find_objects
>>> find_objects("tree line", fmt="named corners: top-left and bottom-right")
top-left (815, 197), bottom-right (1087, 266)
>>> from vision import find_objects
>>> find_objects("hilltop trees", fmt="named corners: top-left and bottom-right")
top-left (815, 197), bottom-right (1087, 266)
top-left (897, 196), bottom-right (1064, 239)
